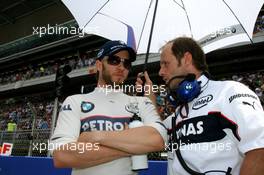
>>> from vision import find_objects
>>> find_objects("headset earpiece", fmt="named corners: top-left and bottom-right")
top-left (167, 73), bottom-right (201, 107)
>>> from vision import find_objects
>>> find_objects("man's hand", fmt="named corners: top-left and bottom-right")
top-left (136, 71), bottom-right (153, 87)
top-left (136, 71), bottom-right (158, 107)
top-left (136, 71), bottom-right (153, 96)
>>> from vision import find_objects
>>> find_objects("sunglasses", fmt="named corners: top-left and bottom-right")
top-left (106, 55), bottom-right (132, 69)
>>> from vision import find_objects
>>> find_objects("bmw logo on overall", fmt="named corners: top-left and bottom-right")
top-left (81, 101), bottom-right (94, 113)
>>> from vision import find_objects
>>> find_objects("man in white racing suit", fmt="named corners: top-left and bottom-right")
top-left (79, 37), bottom-right (264, 175)
top-left (50, 40), bottom-right (161, 175)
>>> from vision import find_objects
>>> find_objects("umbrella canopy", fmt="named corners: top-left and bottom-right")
top-left (62, 0), bottom-right (263, 54)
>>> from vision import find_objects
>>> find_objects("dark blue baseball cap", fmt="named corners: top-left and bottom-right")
top-left (97, 40), bottom-right (136, 62)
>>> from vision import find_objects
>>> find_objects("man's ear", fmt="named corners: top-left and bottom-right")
top-left (96, 59), bottom-right (102, 72)
top-left (183, 52), bottom-right (193, 66)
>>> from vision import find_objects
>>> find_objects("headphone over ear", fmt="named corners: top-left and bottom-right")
top-left (167, 73), bottom-right (201, 107)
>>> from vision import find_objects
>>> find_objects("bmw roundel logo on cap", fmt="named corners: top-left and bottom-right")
top-left (81, 101), bottom-right (94, 113)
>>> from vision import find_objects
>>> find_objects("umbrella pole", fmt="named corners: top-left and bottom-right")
top-left (137, 0), bottom-right (159, 97)
top-left (143, 0), bottom-right (159, 72)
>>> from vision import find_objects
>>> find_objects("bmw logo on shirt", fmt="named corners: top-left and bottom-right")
top-left (81, 101), bottom-right (94, 113)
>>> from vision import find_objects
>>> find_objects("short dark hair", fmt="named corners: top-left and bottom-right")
top-left (167, 37), bottom-right (208, 72)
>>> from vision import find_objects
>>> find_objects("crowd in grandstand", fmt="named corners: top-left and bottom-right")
top-left (254, 14), bottom-right (264, 34)
top-left (0, 95), bottom-right (54, 131)
top-left (0, 53), bottom-right (96, 85)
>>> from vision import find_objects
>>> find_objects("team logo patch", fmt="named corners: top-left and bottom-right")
top-left (242, 101), bottom-right (255, 110)
top-left (229, 93), bottom-right (257, 103)
top-left (60, 104), bottom-right (72, 111)
top-left (192, 94), bottom-right (213, 110)
top-left (81, 101), bottom-right (94, 113)
top-left (80, 116), bottom-right (130, 132)
top-left (125, 102), bottom-right (139, 114)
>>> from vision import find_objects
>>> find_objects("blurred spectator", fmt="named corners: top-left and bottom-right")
top-left (254, 15), bottom-right (264, 34)
top-left (7, 120), bottom-right (17, 132)
top-left (88, 57), bottom-right (96, 67)
top-left (69, 58), bottom-right (76, 69)
top-left (76, 57), bottom-right (84, 69)
top-left (39, 118), bottom-right (49, 129)
top-left (34, 68), bottom-right (41, 78)
top-left (40, 66), bottom-right (45, 76)
top-left (255, 87), bottom-right (263, 97)
top-left (84, 56), bottom-right (90, 66)
top-left (0, 120), bottom-right (7, 130)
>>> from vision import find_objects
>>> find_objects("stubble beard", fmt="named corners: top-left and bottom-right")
top-left (102, 64), bottom-right (124, 88)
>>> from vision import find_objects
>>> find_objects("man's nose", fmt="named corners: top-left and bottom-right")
top-left (159, 68), bottom-right (164, 77)
top-left (117, 62), bottom-right (126, 70)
